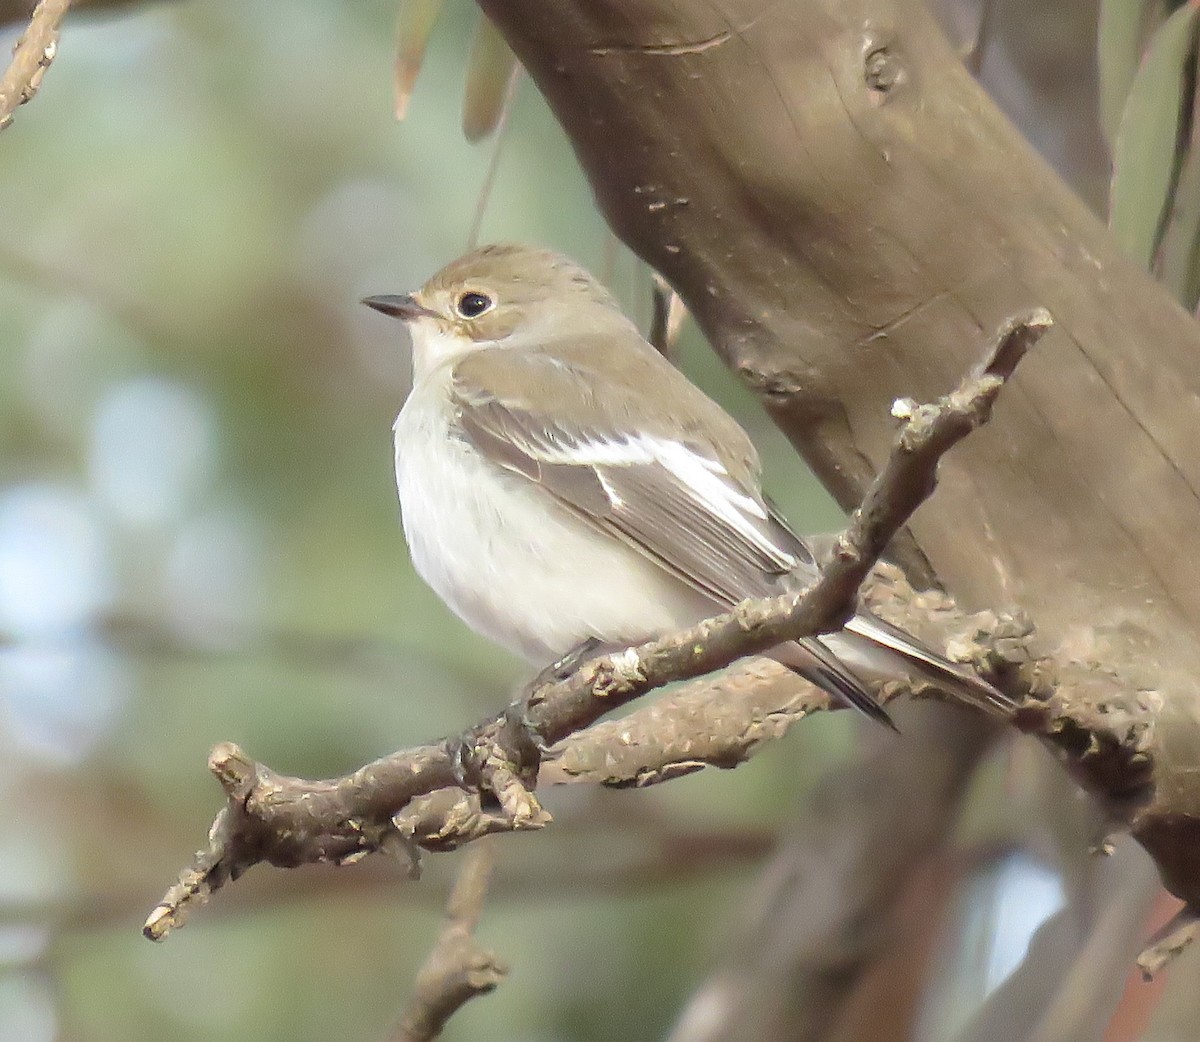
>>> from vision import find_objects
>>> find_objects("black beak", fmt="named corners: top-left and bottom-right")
top-left (361, 294), bottom-right (438, 321)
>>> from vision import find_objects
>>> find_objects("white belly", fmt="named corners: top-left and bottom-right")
top-left (393, 387), bottom-right (710, 665)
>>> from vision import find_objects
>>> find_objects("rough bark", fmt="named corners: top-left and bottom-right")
top-left (476, 0), bottom-right (1200, 907)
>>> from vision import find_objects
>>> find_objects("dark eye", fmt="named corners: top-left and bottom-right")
top-left (455, 291), bottom-right (493, 319)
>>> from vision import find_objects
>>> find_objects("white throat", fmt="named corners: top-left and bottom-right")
top-left (408, 319), bottom-right (479, 381)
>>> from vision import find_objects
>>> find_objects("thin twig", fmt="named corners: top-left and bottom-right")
top-left (0, 0), bottom-right (69, 131)
top-left (962, 0), bottom-right (994, 77)
top-left (144, 310), bottom-right (1050, 943)
top-left (466, 64), bottom-right (522, 249)
top-left (601, 227), bottom-right (619, 286)
top-left (391, 842), bottom-right (506, 1042)
top-left (1137, 904), bottom-right (1200, 979)
top-left (647, 272), bottom-right (688, 361)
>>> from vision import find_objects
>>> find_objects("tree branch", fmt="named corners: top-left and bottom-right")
top-left (1136, 904), bottom-right (1200, 979)
top-left (143, 310), bottom-right (1048, 943)
top-left (0, 0), bottom-right (69, 131)
top-left (545, 565), bottom-right (1028, 787)
top-left (391, 842), bottom-right (506, 1042)
top-left (0, 0), bottom-right (150, 26)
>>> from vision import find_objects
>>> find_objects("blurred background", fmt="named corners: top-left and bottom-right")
top-left (0, 0), bottom-right (1192, 1040)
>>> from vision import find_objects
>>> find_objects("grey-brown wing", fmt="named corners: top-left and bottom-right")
top-left (450, 355), bottom-right (816, 608)
top-left (450, 352), bottom-right (921, 728)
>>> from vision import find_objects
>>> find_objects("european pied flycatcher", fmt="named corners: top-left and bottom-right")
top-left (364, 244), bottom-right (1009, 725)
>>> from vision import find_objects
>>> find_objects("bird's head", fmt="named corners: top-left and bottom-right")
top-left (363, 243), bottom-right (624, 377)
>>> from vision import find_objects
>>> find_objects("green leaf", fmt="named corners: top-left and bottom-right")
top-left (1098, 0), bottom-right (1165, 148)
top-left (393, 0), bottom-right (445, 120)
top-left (1110, 0), bottom-right (1200, 270)
top-left (462, 14), bottom-right (519, 143)
top-left (1158, 84), bottom-right (1200, 306)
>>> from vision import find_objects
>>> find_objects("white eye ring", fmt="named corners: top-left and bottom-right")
top-left (454, 291), bottom-right (494, 319)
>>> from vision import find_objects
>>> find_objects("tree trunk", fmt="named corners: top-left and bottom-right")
top-left (477, 0), bottom-right (1200, 908)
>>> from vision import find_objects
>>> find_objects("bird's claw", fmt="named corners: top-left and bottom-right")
top-left (528, 636), bottom-right (605, 689)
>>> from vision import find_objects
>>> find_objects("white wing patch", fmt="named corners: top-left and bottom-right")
top-left (651, 437), bottom-right (769, 522)
top-left (533, 431), bottom-right (797, 570)
top-left (595, 470), bottom-right (625, 508)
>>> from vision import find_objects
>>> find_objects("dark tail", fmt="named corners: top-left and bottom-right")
top-left (844, 614), bottom-right (1013, 718)
top-left (768, 638), bottom-right (898, 731)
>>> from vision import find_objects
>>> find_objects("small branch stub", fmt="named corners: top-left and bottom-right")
top-left (1138, 906), bottom-right (1199, 979)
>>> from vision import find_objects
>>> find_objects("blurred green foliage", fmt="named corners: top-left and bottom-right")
top-left (1104, 0), bottom-right (1200, 306)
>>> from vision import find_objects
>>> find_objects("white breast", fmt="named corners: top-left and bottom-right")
top-left (392, 376), bottom-right (709, 665)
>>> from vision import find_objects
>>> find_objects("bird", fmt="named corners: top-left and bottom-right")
top-left (363, 243), bottom-right (1011, 726)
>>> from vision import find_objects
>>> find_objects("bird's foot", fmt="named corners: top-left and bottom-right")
top-left (512, 637), bottom-right (609, 757)
top-left (502, 699), bottom-right (550, 764)
top-left (446, 719), bottom-right (548, 829)
top-left (528, 636), bottom-right (606, 689)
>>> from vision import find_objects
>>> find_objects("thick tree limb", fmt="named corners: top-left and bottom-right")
top-left (0, 0), bottom-right (69, 130)
top-left (476, 0), bottom-right (1200, 654)
top-left (475, 0), bottom-right (1200, 956)
top-left (144, 310), bottom-right (1046, 943)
